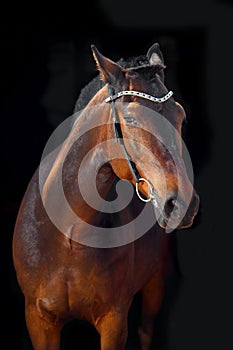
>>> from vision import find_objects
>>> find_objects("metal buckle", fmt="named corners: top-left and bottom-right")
top-left (135, 178), bottom-right (154, 202)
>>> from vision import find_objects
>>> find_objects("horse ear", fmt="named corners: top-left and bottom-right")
top-left (91, 45), bottom-right (124, 84)
top-left (147, 43), bottom-right (164, 66)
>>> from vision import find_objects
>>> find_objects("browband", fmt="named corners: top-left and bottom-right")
top-left (105, 90), bottom-right (173, 104)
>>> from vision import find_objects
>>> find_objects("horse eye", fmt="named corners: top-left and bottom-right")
top-left (124, 115), bottom-right (139, 126)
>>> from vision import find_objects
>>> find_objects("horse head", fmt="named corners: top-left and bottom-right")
top-left (91, 44), bottom-right (199, 232)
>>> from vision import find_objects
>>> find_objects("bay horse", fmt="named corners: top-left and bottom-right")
top-left (13, 43), bottom-right (199, 350)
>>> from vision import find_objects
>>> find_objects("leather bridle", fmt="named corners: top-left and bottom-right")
top-left (105, 84), bottom-right (173, 203)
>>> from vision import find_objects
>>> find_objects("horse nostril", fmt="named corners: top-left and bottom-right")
top-left (164, 194), bottom-right (178, 217)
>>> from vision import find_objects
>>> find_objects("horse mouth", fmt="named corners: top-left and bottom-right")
top-left (152, 200), bottom-right (199, 232)
top-left (155, 210), bottom-right (195, 231)
top-left (156, 212), bottom-right (175, 231)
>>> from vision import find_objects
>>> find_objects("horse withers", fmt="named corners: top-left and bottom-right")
top-left (13, 43), bottom-right (199, 350)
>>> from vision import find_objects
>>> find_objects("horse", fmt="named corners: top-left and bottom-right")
top-left (13, 43), bottom-right (200, 350)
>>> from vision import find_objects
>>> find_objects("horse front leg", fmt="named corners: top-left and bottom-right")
top-left (96, 308), bottom-right (129, 350)
top-left (25, 301), bottom-right (62, 350)
top-left (139, 272), bottom-right (165, 350)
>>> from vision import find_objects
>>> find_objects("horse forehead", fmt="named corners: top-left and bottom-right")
top-left (130, 72), bottom-right (165, 94)
top-left (119, 102), bottom-right (182, 145)
top-left (123, 98), bottom-right (184, 123)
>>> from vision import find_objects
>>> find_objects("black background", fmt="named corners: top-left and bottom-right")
top-left (1, 1), bottom-right (233, 349)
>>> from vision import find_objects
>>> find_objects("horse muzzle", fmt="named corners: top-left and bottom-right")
top-left (152, 190), bottom-right (200, 232)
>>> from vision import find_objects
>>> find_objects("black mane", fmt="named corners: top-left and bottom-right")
top-left (73, 54), bottom-right (150, 114)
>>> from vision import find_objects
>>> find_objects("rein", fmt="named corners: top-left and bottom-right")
top-left (105, 84), bottom-right (173, 204)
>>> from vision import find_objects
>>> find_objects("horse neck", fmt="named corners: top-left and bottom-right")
top-left (42, 86), bottom-right (117, 228)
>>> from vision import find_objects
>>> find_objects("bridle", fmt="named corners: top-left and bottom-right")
top-left (105, 84), bottom-right (173, 204)
top-left (105, 89), bottom-right (173, 104)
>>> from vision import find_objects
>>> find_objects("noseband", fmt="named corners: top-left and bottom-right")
top-left (105, 84), bottom-right (173, 203)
